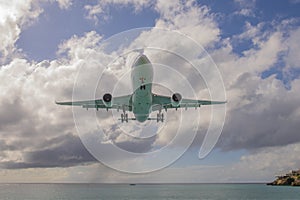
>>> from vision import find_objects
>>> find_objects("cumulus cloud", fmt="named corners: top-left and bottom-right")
top-left (0, 0), bottom-right (42, 62)
top-left (285, 27), bottom-right (300, 69)
top-left (0, 134), bottom-right (96, 169)
top-left (0, 57), bottom-right (85, 168)
top-left (83, 0), bottom-right (220, 48)
top-left (55, 0), bottom-right (72, 9)
top-left (220, 77), bottom-right (300, 150)
top-left (0, 0), bottom-right (300, 183)
top-left (84, 0), bottom-right (153, 23)
top-left (0, 31), bottom-right (102, 169)
top-left (154, 0), bottom-right (220, 47)
top-left (213, 20), bottom-right (300, 150)
top-left (0, 0), bottom-right (76, 63)
top-left (233, 0), bottom-right (256, 17)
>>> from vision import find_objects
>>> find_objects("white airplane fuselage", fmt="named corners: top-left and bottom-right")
top-left (131, 55), bottom-right (154, 122)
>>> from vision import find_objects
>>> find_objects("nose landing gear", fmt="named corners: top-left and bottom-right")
top-left (121, 113), bottom-right (128, 123)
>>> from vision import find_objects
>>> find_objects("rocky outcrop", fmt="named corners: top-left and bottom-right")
top-left (267, 170), bottom-right (300, 186)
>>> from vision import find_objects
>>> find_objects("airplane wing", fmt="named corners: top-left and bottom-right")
top-left (55, 94), bottom-right (132, 111)
top-left (152, 94), bottom-right (226, 111)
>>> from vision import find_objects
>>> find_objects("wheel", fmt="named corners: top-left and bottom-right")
top-left (125, 113), bottom-right (128, 123)
top-left (161, 113), bottom-right (164, 122)
top-left (121, 113), bottom-right (124, 123)
top-left (157, 113), bottom-right (160, 122)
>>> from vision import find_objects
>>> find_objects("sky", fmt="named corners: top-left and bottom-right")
top-left (0, 0), bottom-right (300, 183)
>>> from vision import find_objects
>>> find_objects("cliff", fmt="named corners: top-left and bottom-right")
top-left (267, 170), bottom-right (300, 186)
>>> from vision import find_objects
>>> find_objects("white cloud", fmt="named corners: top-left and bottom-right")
top-left (285, 27), bottom-right (300, 69)
top-left (0, 0), bottom-right (43, 62)
top-left (84, 4), bottom-right (106, 23)
top-left (55, 0), bottom-right (72, 9)
top-left (57, 31), bottom-right (104, 60)
top-left (83, 0), bottom-right (220, 47)
top-left (0, 0), bottom-right (300, 182)
top-left (233, 0), bottom-right (256, 17)
top-left (0, 0), bottom-right (76, 63)
top-left (215, 29), bottom-right (285, 89)
top-left (88, 142), bottom-right (300, 183)
top-left (154, 0), bottom-right (220, 47)
top-left (237, 8), bottom-right (253, 17)
top-left (84, 0), bottom-right (153, 24)
top-left (211, 22), bottom-right (300, 151)
top-left (235, 21), bottom-right (264, 41)
top-left (0, 31), bottom-right (109, 171)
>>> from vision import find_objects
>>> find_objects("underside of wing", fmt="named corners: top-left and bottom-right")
top-left (56, 94), bottom-right (132, 111)
top-left (152, 93), bottom-right (226, 111)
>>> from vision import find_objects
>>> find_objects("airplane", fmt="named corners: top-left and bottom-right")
top-left (56, 54), bottom-right (226, 123)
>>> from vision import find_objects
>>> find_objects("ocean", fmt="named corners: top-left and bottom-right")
top-left (0, 183), bottom-right (300, 200)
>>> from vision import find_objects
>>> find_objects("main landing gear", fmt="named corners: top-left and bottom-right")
top-left (157, 111), bottom-right (164, 122)
top-left (120, 105), bottom-right (128, 123)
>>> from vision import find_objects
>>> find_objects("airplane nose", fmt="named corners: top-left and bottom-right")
top-left (134, 114), bottom-right (148, 122)
top-left (133, 55), bottom-right (150, 67)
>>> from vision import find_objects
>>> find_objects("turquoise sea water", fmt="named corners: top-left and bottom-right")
top-left (0, 183), bottom-right (300, 200)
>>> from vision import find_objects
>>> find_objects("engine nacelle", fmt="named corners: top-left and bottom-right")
top-left (171, 93), bottom-right (182, 107)
top-left (103, 93), bottom-right (113, 107)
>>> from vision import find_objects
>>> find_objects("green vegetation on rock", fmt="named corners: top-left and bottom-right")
top-left (267, 170), bottom-right (300, 186)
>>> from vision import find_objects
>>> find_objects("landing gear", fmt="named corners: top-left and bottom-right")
top-left (157, 112), bottom-right (164, 122)
top-left (120, 105), bottom-right (128, 123)
top-left (156, 106), bottom-right (164, 122)
top-left (121, 113), bottom-right (128, 123)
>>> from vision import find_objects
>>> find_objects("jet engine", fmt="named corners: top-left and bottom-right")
top-left (171, 93), bottom-right (182, 107)
top-left (103, 93), bottom-right (113, 107)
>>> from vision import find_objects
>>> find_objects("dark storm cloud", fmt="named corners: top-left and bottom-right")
top-left (0, 134), bottom-right (97, 169)
top-left (219, 110), bottom-right (300, 150)
top-left (0, 140), bottom-right (13, 151)
top-left (103, 124), bottom-right (158, 153)
top-left (218, 81), bottom-right (300, 151)
top-left (0, 97), bottom-right (26, 129)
